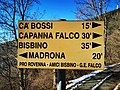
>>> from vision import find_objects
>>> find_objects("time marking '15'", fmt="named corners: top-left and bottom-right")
top-left (82, 22), bottom-right (91, 29)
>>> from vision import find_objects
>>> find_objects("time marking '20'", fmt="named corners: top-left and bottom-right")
top-left (92, 53), bottom-right (103, 60)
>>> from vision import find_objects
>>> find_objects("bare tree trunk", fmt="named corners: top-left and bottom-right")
top-left (104, 0), bottom-right (107, 63)
top-left (53, 69), bottom-right (56, 90)
top-left (8, 63), bottom-right (13, 90)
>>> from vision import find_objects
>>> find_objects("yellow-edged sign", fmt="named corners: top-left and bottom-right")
top-left (18, 21), bottom-right (104, 70)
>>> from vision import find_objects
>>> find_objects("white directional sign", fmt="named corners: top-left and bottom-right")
top-left (18, 21), bottom-right (104, 70)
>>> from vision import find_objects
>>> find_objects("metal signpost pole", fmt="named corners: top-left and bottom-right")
top-left (57, 69), bottom-right (66, 90)
top-left (57, 19), bottom-right (66, 90)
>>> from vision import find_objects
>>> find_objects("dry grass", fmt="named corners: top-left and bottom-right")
top-left (30, 69), bottom-right (53, 90)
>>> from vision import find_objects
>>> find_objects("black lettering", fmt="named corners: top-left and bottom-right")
top-left (19, 22), bottom-right (24, 29)
top-left (28, 62), bottom-right (46, 67)
top-left (31, 23), bottom-right (35, 29)
top-left (24, 23), bottom-right (29, 29)
top-left (29, 52), bottom-right (34, 58)
top-left (19, 32), bottom-right (53, 39)
top-left (79, 63), bottom-right (87, 67)
top-left (61, 62), bottom-right (76, 67)
top-left (46, 22), bottom-right (53, 29)
top-left (19, 22), bottom-right (29, 29)
top-left (19, 42), bottom-right (48, 49)
top-left (65, 32), bottom-right (69, 39)
top-left (88, 63), bottom-right (101, 68)
top-left (28, 52), bottom-right (66, 59)
top-left (49, 62), bottom-right (60, 67)
top-left (60, 32), bottom-right (64, 39)
top-left (56, 32), bottom-right (59, 39)
top-left (26, 42), bottom-right (29, 49)
top-left (35, 52), bottom-right (39, 58)
top-left (31, 42), bottom-right (34, 48)
top-left (45, 52), bottom-right (49, 59)
top-left (19, 62), bottom-right (27, 66)
top-left (61, 52), bottom-right (65, 59)
top-left (36, 23), bottom-right (41, 29)
top-left (55, 32), bottom-right (80, 39)
top-left (19, 42), bottom-right (23, 48)
top-left (74, 32), bottom-right (80, 39)
top-left (24, 32), bottom-right (28, 39)
top-left (29, 32), bottom-right (33, 39)
top-left (30, 22), bottom-right (53, 29)
top-left (19, 32), bottom-right (23, 39)
top-left (69, 32), bottom-right (74, 39)
top-left (42, 22), bottom-right (46, 29)
top-left (40, 52), bottom-right (44, 59)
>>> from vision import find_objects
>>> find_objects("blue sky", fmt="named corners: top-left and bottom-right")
top-left (35, 0), bottom-right (120, 20)
top-left (39, 0), bottom-right (76, 20)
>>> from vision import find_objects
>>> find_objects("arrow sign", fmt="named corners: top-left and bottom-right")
top-left (93, 32), bottom-right (102, 39)
top-left (19, 52), bottom-right (28, 58)
top-left (92, 22), bottom-right (101, 28)
top-left (92, 42), bottom-right (101, 48)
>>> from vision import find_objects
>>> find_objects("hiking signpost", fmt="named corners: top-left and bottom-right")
top-left (18, 20), bottom-right (104, 90)
top-left (18, 20), bottom-right (104, 70)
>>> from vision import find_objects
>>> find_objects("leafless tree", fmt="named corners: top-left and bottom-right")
top-left (74, 0), bottom-right (120, 65)
top-left (74, 0), bottom-right (108, 20)
top-left (0, 0), bottom-right (45, 90)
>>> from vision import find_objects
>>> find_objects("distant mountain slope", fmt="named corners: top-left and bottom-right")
top-left (105, 8), bottom-right (120, 65)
